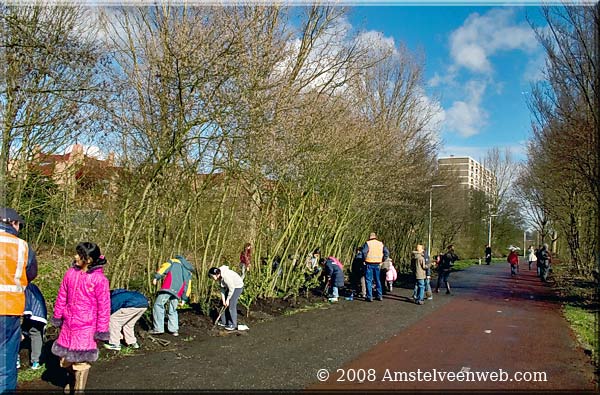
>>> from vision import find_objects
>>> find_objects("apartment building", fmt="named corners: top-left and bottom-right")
top-left (437, 156), bottom-right (496, 196)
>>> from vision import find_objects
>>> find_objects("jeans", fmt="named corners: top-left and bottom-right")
top-left (415, 279), bottom-right (425, 301)
top-left (437, 270), bottom-right (450, 289)
top-left (425, 277), bottom-right (432, 297)
top-left (331, 286), bottom-right (339, 299)
top-left (152, 292), bottom-right (179, 333)
top-left (511, 264), bottom-right (518, 275)
top-left (0, 315), bottom-right (21, 393)
top-left (365, 264), bottom-right (382, 300)
top-left (222, 287), bottom-right (243, 329)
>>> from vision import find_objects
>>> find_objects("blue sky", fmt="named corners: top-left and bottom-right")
top-left (348, 5), bottom-right (549, 163)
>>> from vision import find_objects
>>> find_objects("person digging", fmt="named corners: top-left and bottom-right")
top-left (208, 266), bottom-right (244, 331)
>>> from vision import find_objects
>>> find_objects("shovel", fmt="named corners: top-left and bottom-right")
top-left (212, 306), bottom-right (226, 329)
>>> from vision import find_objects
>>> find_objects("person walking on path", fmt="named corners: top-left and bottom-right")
top-left (507, 248), bottom-right (520, 277)
top-left (360, 233), bottom-right (389, 302)
top-left (527, 245), bottom-right (537, 271)
top-left (380, 257), bottom-right (392, 295)
top-left (239, 243), bottom-right (252, 279)
top-left (435, 245), bottom-right (459, 295)
top-left (538, 244), bottom-right (552, 282)
top-left (149, 255), bottom-right (194, 336)
top-left (51, 242), bottom-right (110, 394)
top-left (412, 245), bottom-right (428, 305)
top-left (22, 283), bottom-right (47, 370)
top-left (209, 266), bottom-right (244, 330)
top-left (484, 245), bottom-right (492, 265)
top-left (0, 207), bottom-right (38, 394)
top-left (104, 289), bottom-right (149, 350)
top-left (350, 247), bottom-right (366, 298)
top-left (385, 260), bottom-right (397, 293)
top-left (320, 257), bottom-right (345, 302)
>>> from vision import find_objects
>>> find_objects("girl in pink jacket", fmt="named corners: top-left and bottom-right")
top-left (51, 242), bottom-right (110, 393)
top-left (385, 261), bottom-right (397, 292)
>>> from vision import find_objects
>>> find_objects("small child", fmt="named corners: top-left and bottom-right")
top-left (319, 257), bottom-right (344, 303)
top-left (385, 260), bottom-right (397, 293)
top-left (104, 289), bottom-right (149, 351)
top-left (51, 242), bottom-right (110, 393)
top-left (507, 248), bottom-right (519, 276)
top-left (22, 283), bottom-right (47, 370)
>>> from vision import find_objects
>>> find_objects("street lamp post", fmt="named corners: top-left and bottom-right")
top-left (428, 184), bottom-right (446, 257)
top-left (488, 213), bottom-right (498, 248)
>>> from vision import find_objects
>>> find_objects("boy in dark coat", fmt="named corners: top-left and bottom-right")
top-left (320, 257), bottom-right (344, 303)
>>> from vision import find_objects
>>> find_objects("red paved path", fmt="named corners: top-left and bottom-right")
top-left (310, 260), bottom-right (597, 391)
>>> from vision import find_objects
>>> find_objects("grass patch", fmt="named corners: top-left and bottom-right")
top-left (17, 367), bottom-right (44, 383)
top-left (282, 301), bottom-right (327, 316)
top-left (563, 304), bottom-right (598, 360)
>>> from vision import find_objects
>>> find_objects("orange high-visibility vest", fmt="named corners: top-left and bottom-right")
top-left (0, 232), bottom-right (29, 316)
top-left (365, 239), bottom-right (384, 263)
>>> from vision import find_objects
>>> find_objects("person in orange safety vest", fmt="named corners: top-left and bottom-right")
top-left (0, 207), bottom-right (38, 393)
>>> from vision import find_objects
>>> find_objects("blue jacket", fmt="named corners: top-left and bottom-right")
top-left (24, 283), bottom-right (47, 324)
top-left (110, 289), bottom-right (149, 314)
top-left (325, 259), bottom-right (344, 288)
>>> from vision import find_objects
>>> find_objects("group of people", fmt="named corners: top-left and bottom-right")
top-left (0, 206), bottom-right (249, 394)
top-left (499, 243), bottom-right (552, 282)
top-left (527, 244), bottom-right (552, 282)
top-left (346, 233), bottom-right (460, 305)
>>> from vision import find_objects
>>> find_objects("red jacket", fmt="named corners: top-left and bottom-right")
top-left (507, 251), bottom-right (519, 266)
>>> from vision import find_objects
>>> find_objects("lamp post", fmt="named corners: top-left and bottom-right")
top-left (488, 214), bottom-right (498, 247)
top-left (428, 184), bottom-right (446, 257)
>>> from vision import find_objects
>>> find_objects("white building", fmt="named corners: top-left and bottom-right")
top-left (437, 156), bottom-right (496, 196)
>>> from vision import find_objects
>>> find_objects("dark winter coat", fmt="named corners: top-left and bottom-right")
top-left (439, 251), bottom-right (459, 271)
top-left (325, 259), bottom-right (344, 288)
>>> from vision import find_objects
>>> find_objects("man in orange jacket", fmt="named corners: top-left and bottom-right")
top-left (0, 207), bottom-right (38, 393)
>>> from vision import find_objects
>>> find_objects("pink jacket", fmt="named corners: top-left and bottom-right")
top-left (51, 265), bottom-right (110, 362)
top-left (386, 265), bottom-right (397, 282)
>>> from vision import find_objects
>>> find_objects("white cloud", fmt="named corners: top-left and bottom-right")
top-left (450, 8), bottom-right (538, 75)
top-left (444, 80), bottom-right (488, 137)
top-left (356, 30), bottom-right (396, 55)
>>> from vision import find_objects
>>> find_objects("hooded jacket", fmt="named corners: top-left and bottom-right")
top-left (154, 255), bottom-right (195, 302)
top-left (385, 265), bottom-right (397, 282)
top-left (51, 263), bottom-right (110, 363)
top-left (412, 251), bottom-right (428, 280)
